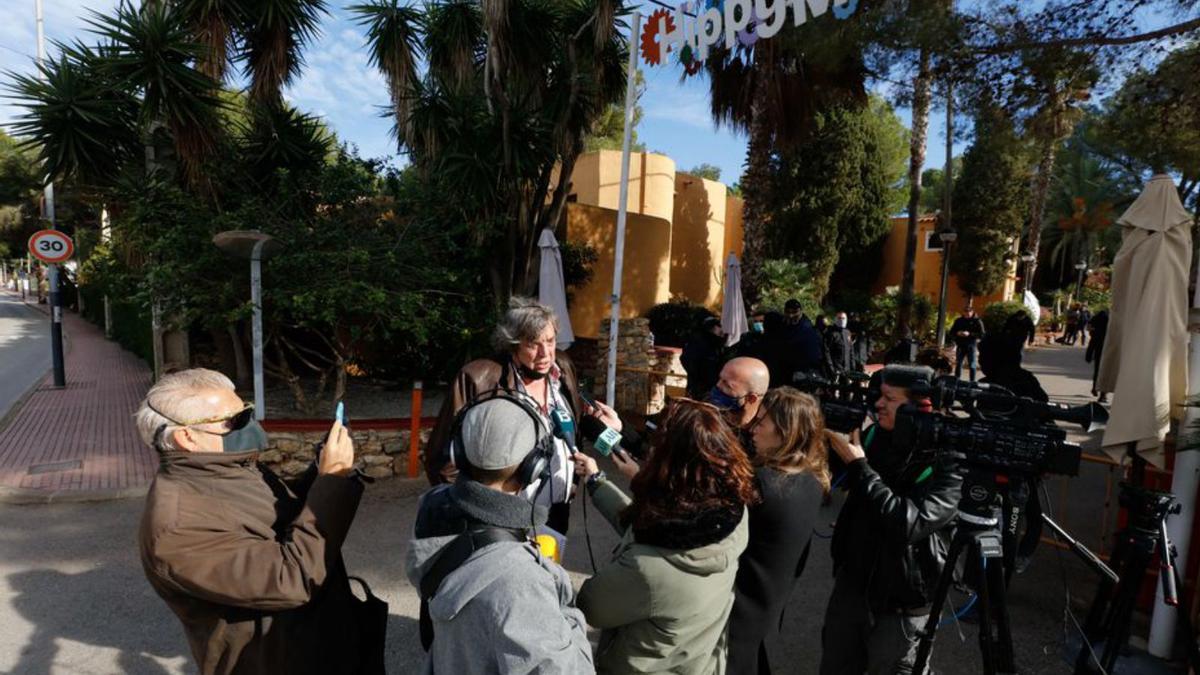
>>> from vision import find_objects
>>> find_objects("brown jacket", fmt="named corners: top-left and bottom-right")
top-left (139, 449), bottom-right (365, 675)
top-left (425, 353), bottom-right (582, 484)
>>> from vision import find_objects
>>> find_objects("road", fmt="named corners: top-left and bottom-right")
top-left (0, 343), bottom-right (1181, 674)
top-left (0, 292), bottom-right (50, 423)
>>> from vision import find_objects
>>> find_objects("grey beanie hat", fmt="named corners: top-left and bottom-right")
top-left (460, 398), bottom-right (542, 470)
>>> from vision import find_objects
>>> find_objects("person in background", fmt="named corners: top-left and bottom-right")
top-left (408, 398), bottom-right (594, 674)
top-left (1078, 304), bottom-right (1092, 347)
top-left (1086, 309), bottom-right (1110, 403)
top-left (1060, 304), bottom-right (1080, 345)
top-left (815, 315), bottom-right (829, 337)
top-left (708, 356), bottom-right (771, 450)
top-left (135, 369), bottom-right (374, 675)
top-left (848, 312), bottom-right (872, 368)
top-left (728, 388), bottom-right (833, 674)
top-left (1004, 309), bottom-right (1036, 349)
top-left (682, 315), bottom-right (726, 399)
top-left (783, 299), bottom-right (825, 378)
top-left (950, 308), bottom-right (986, 382)
top-left (573, 400), bottom-right (757, 674)
top-left (823, 311), bottom-right (859, 378)
top-left (820, 365), bottom-right (962, 675)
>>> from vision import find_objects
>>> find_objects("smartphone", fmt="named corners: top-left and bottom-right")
top-left (335, 401), bottom-right (346, 425)
top-left (579, 391), bottom-right (596, 408)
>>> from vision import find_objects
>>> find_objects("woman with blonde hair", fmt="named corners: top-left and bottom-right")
top-left (728, 386), bottom-right (840, 674)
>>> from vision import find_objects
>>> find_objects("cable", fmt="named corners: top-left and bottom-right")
top-left (1042, 481), bottom-right (1109, 674)
top-left (582, 477), bottom-right (599, 573)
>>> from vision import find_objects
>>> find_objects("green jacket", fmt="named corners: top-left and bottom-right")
top-left (578, 478), bottom-right (749, 675)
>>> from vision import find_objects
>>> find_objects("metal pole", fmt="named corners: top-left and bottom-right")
top-left (605, 10), bottom-right (641, 408)
top-left (934, 79), bottom-right (954, 349)
top-left (36, 0), bottom-right (65, 387)
top-left (250, 240), bottom-right (266, 421)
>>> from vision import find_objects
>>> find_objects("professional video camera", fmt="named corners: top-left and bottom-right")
top-left (893, 375), bottom-right (1108, 477)
top-left (791, 371), bottom-right (876, 434)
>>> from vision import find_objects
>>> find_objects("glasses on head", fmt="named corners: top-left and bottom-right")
top-left (149, 401), bottom-right (255, 435)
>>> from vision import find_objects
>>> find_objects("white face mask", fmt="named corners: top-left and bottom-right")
top-left (836, 317), bottom-right (848, 328)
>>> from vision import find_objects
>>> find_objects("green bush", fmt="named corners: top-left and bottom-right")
top-left (79, 284), bottom-right (154, 367)
top-left (645, 300), bottom-right (716, 348)
top-left (982, 300), bottom-right (1032, 335)
top-left (757, 259), bottom-right (821, 317)
top-left (862, 289), bottom-right (935, 343)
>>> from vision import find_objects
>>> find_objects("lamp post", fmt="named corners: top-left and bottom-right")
top-left (214, 231), bottom-right (282, 421)
top-left (935, 228), bottom-right (958, 348)
top-left (1073, 260), bottom-right (1088, 305)
top-left (1019, 252), bottom-right (1036, 294)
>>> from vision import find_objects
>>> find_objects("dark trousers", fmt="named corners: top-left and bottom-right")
top-left (820, 573), bottom-right (929, 675)
top-left (955, 342), bottom-right (978, 382)
top-left (547, 502), bottom-right (570, 536)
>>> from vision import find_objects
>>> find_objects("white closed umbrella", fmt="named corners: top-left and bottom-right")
top-left (721, 253), bottom-right (749, 347)
top-left (1097, 174), bottom-right (1192, 468)
top-left (538, 229), bottom-right (575, 349)
top-left (1023, 290), bottom-right (1041, 325)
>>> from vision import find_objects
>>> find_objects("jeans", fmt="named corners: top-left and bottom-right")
top-left (820, 573), bottom-right (930, 675)
top-left (955, 342), bottom-right (978, 382)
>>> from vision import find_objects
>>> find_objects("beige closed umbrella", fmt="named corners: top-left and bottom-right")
top-left (1097, 174), bottom-right (1193, 468)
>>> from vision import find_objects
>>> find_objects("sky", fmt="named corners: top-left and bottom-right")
top-left (0, 0), bottom-right (1181, 187)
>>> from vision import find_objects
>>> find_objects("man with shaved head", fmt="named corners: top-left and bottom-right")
top-left (706, 356), bottom-right (770, 449)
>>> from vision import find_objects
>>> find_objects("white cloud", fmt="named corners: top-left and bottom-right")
top-left (643, 85), bottom-right (716, 131)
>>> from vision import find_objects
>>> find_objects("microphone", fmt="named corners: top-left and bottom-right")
top-left (579, 415), bottom-right (646, 459)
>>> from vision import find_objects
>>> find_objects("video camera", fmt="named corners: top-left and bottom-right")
top-left (894, 375), bottom-right (1108, 477)
top-left (791, 371), bottom-right (877, 434)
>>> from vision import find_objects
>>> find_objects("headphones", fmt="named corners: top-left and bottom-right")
top-left (449, 389), bottom-right (557, 489)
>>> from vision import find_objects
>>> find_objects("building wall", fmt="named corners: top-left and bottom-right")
top-left (670, 172), bottom-right (728, 308)
top-left (871, 215), bottom-right (1016, 315)
top-left (565, 203), bottom-right (673, 339)
top-left (571, 150), bottom-right (676, 221)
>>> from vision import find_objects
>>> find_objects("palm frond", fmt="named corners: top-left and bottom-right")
top-left (424, 1), bottom-right (482, 92)
top-left (238, 0), bottom-right (328, 103)
top-left (176, 0), bottom-right (249, 82)
top-left (351, 0), bottom-right (424, 148)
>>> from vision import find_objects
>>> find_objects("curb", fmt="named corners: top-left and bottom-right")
top-left (0, 484), bottom-right (149, 506)
top-left (0, 296), bottom-right (75, 434)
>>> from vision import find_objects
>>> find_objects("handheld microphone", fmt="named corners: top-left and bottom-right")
top-left (579, 415), bottom-right (646, 459)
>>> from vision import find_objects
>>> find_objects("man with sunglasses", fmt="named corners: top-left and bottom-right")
top-left (135, 368), bottom-right (372, 675)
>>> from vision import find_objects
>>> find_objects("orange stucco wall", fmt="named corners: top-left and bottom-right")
top-left (670, 172), bottom-right (729, 308)
top-left (871, 215), bottom-right (1015, 315)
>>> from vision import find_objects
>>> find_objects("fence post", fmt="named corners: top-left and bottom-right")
top-left (408, 381), bottom-right (423, 478)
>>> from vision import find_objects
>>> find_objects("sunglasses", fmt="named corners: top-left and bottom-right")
top-left (149, 401), bottom-right (255, 434)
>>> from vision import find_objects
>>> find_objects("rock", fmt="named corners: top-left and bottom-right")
top-left (279, 460), bottom-right (309, 477)
top-left (363, 464), bottom-right (393, 480)
top-left (257, 449), bottom-right (283, 464)
top-left (360, 454), bottom-right (392, 467)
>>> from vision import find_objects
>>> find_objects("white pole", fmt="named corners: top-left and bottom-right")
top-left (605, 10), bottom-right (642, 408)
top-left (250, 240), bottom-right (266, 421)
top-left (1148, 300), bottom-right (1200, 656)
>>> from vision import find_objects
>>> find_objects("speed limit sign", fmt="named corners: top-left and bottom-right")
top-left (28, 229), bottom-right (74, 264)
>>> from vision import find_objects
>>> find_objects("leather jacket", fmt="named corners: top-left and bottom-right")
top-left (830, 427), bottom-right (962, 612)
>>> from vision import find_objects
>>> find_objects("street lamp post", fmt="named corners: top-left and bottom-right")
top-left (1073, 260), bottom-right (1088, 305)
top-left (214, 231), bottom-right (282, 421)
top-left (1020, 252), bottom-right (1036, 294)
top-left (935, 229), bottom-right (958, 348)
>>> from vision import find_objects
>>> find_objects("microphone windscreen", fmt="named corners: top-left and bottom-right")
top-left (579, 415), bottom-right (606, 441)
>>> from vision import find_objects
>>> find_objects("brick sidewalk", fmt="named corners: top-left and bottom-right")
top-left (0, 305), bottom-right (155, 500)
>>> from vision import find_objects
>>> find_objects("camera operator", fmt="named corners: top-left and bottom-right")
top-left (820, 365), bottom-right (963, 675)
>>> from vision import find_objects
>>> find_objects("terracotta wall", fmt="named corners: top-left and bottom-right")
top-left (670, 172), bottom-right (729, 308)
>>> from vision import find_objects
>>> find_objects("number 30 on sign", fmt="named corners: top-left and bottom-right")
top-left (28, 229), bottom-right (75, 264)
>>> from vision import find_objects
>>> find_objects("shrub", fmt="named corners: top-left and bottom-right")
top-left (982, 300), bottom-right (1032, 335)
top-left (862, 289), bottom-right (936, 343)
top-left (645, 300), bottom-right (716, 348)
top-left (757, 259), bottom-right (821, 318)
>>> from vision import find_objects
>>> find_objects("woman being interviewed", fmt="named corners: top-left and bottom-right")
top-left (574, 399), bottom-right (759, 674)
top-left (727, 387), bottom-right (835, 674)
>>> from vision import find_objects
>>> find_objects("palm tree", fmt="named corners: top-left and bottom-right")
top-left (352, 0), bottom-right (627, 306)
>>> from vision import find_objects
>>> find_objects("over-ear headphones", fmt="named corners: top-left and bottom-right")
top-left (449, 390), bottom-right (557, 489)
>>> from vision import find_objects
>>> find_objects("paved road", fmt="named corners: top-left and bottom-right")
top-left (0, 293), bottom-right (50, 422)
top-left (0, 343), bottom-right (1181, 674)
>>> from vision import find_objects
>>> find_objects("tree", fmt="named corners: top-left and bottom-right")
top-left (353, 0), bottom-right (627, 307)
top-left (918, 157), bottom-right (961, 214)
top-left (950, 97), bottom-right (1029, 300)
top-left (584, 68), bottom-right (646, 153)
top-left (765, 96), bottom-right (907, 298)
top-left (685, 163), bottom-right (722, 181)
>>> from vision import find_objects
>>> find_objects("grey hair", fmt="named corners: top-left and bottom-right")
top-left (133, 368), bottom-right (236, 452)
top-left (492, 296), bottom-right (559, 352)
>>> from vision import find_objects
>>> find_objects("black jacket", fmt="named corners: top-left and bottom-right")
top-left (831, 428), bottom-right (962, 612)
top-left (950, 316), bottom-right (985, 347)
top-left (824, 327), bottom-right (857, 376)
top-left (728, 468), bottom-right (824, 674)
top-left (682, 332), bottom-right (726, 398)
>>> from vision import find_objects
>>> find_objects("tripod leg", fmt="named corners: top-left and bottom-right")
top-left (1170, 564), bottom-right (1200, 672)
top-left (1099, 538), bottom-right (1156, 674)
top-left (914, 533), bottom-right (968, 675)
top-left (986, 544), bottom-right (1017, 673)
top-left (975, 550), bottom-right (997, 675)
top-left (1075, 531), bottom-right (1132, 674)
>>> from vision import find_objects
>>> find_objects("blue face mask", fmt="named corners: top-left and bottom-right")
top-left (752, 322), bottom-right (764, 333)
top-left (706, 386), bottom-right (745, 412)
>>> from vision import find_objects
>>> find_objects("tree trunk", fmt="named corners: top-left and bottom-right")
top-left (897, 47), bottom-right (933, 338)
top-left (1024, 137), bottom-right (1058, 292)
top-left (740, 48), bottom-right (773, 308)
top-left (226, 324), bottom-right (250, 387)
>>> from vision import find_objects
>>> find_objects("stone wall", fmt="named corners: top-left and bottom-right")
top-left (260, 427), bottom-right (432, 479)
top-left (595, 318), bottom-right (657, 416)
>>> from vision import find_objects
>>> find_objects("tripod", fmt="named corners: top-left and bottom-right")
top-left (914, 467), bottom-right (1015, 675)
top-left (1074, 482), bottom-right (1200, 673)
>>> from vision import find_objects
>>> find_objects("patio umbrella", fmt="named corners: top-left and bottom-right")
top-left (721, 253), bottom-right (749, 347)
top-left (1097, 174), bottom-right (1193, 468)
top-left (1023, 290), bottom-right (1041, 325)
top-left (537, 229), bottom-right (575, 349)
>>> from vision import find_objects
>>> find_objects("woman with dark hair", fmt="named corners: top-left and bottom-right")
top-left (574, 400), bottom-right (759, 674)
top-left (728, 387), bottom-right (835, 674)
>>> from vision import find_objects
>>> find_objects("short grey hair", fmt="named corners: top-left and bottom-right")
top-left (134, 368), bottom-right (236, 451)
top-left (492, 296), bottom-right (559, 352)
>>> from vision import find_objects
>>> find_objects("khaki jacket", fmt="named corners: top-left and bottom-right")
top-left (424, 353), bottom-right (582, 484)
top-left (139, 450), bottom-right (365, 675)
